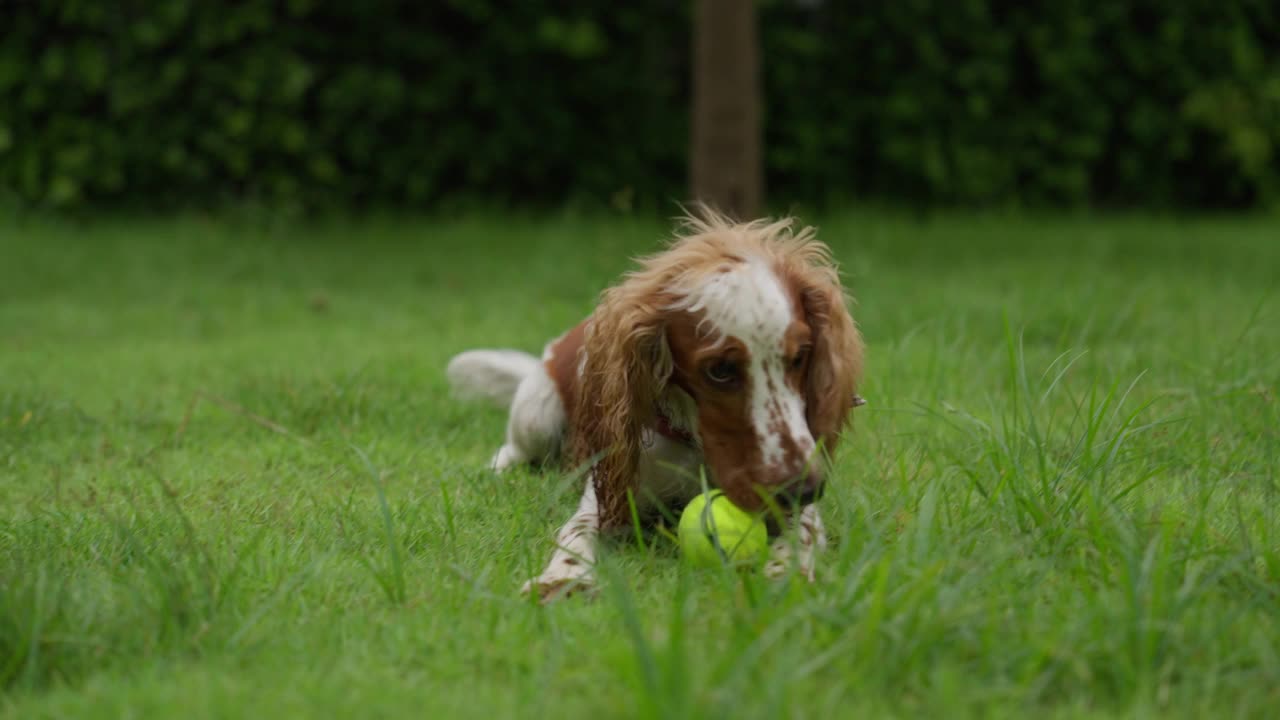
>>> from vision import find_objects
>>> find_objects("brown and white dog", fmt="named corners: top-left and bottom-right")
top-left (447, 210), bottom-right (865, 601)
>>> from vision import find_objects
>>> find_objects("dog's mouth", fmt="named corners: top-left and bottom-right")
top-left (732, 478), bottom-right (824, 513)
top-left (713, 466), bottom-right (826, 514)
top-left (776, 483), bottom-right (823, 509)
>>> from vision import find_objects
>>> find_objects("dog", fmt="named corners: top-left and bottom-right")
top-left (447, 209), bottom-right (865, 601)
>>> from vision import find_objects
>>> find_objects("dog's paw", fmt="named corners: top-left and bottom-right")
top-left (764, 559), bottom-right (817, 583)
top-left (489, 444), bottom-right (524, 472)
top-left (521, 570), bottom-right (597, 603)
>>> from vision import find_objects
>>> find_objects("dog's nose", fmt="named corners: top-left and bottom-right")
top-left (778, 469), bottom-right (824, 507)
top-left (797, 469), bottom-right (825, 504)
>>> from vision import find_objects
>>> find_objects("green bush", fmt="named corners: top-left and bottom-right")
top-left (1, 0), bottom-right (1276, 211)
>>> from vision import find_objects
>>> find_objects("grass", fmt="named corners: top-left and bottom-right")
top-left (1, 209), bottom-right (1277, 718)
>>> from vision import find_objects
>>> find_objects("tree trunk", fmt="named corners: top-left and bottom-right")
top-left (690, 0), bottom-right (764, 220)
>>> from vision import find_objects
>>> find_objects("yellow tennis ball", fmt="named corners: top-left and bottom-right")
top-left (678, 490), bottom-right (768, 568)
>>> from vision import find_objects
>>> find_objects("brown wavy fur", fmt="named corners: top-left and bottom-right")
top-left (573, 207), bottom-right (865, 526)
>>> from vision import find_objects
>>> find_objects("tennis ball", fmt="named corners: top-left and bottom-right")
top-left (678, 490), bottom-right (768, 568)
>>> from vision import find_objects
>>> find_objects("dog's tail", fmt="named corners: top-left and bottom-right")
top-left (446, 349), bottom-right (543, 407)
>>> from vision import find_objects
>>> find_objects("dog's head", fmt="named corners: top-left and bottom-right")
top-left (575, 209), bottom-right (864, 521)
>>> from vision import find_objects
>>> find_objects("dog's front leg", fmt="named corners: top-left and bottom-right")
top-left (522, 478), bottom-right (599, 602)
top-left (764, 504), bottom-right (828, 582)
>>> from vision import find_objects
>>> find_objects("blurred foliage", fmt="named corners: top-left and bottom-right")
top-left (1, 0), bottom-right (1277, 211)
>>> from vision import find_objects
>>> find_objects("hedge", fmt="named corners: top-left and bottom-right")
top-left (1, 0), bottom-right (1277, 212)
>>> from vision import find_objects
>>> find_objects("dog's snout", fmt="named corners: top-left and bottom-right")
top-left (797, 469), bottom-right (825, 504)
top-left (773, 468), bottom-right (824, 508)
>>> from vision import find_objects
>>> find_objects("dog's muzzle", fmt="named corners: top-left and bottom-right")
top-left (777, 470), bottom-right (825, 508)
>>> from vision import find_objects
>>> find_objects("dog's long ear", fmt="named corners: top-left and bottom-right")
top-left (799, 273), bottom-right (864, 457)
top-left (573, 283), bottom-right (672, 527)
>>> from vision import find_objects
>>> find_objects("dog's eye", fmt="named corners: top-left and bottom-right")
top-left (790, 347), bottom-right (811, 370)
top-left (705, 360), bottom-right (740, 386)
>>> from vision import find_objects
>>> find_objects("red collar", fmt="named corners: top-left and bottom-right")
top-left (653, 410), bottom-right (697, 447)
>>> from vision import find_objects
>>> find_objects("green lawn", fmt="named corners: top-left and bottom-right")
top-left (2, 211), bottom-right (1278, 718)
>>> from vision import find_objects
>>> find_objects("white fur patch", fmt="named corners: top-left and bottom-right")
top-left (491, 362), bottom-right (566, 471)
top-left (677, 257), bottom-right (814, 469)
